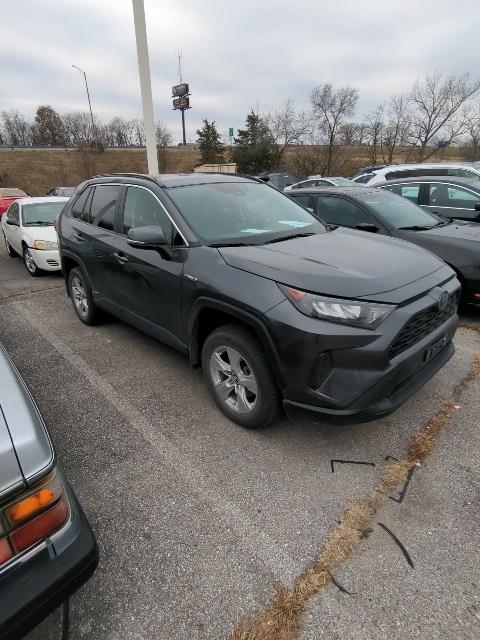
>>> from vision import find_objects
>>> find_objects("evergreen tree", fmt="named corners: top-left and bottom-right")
top-left (231, 111), bottom-right (279, 173)
top-left (196, 119), bottom-right (225, 164)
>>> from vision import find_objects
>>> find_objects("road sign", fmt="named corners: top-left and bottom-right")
top-left (172, 83), bottom-right (189, 97)
top-left (173, 96), bottom-right (190, 110)
top-left (229, 127), bottom-right (234, 137)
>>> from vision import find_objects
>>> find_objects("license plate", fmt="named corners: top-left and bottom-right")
top-left (424, 335), bottom-right (447, 362)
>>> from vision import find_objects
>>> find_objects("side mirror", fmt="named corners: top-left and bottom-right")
top-left (127, 225), bottom-right (172, 258)
top-left (127, 225), bottom-right (167, 248)
top-left (474, 202), bottom-right (480, 211)
top-left (356, 222), bottom-right (379, 233)
top-left (6, 218), bottom-right (18, 226)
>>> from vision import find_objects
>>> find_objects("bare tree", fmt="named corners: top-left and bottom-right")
top-left (1, 109), bottom-right (33, 146)
top-left (155, 121), bottom-right (173, 172)
top-left (310, 84), bottom-right (358, 174)
top-left (63, 111), bottom-right (95, 146)
top-left (364, 105), bottom-right (385, 164)
top-left (409, 72), bottom-right (480, 161)
top-left (267, 99), bottom-right (311, 163)
top-left (381, 95), bottom-right (411, 163)
top-left (462, 104), bottom-right (480, 161)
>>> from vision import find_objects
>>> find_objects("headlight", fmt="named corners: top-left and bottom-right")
top-left (32, 240), bottom-right (57, 250)
top-left (278, 284), bottom-right (395, 329)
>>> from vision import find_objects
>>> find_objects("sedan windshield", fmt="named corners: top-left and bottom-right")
top-left (357, 191), bottom-right (442, 229)
top-left (166, 181), bottom-right (325, 245)
top-left (21, 202), bottom-right (65, 226)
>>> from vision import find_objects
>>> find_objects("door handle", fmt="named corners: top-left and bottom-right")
top-left (74, 231), bottom-right (85, 241)
top-left (113, 252), bottom-right (129, 264)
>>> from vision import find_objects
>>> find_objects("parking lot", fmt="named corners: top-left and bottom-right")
top-left (1, 242), bottom-right (479, 640)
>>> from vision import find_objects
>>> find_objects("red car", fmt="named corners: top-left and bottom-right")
top-left (0, 189), bottom-right (29, 216)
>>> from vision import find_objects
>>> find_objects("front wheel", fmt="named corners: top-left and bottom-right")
top-left (67, 268), bottom-right (99, 325)
top-left (202, 324), bottom-right (280, 429)
top-left (23, 247), bottom-right (41, 276)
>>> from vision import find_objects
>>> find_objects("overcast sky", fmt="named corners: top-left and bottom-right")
top-left (2, 0), bottom-right (479, 142)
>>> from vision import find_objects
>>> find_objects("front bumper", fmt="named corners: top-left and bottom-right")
top-left (0, 480), bottom-right (98, 640)
top-left (29, 248), bottom-right (61, 271)
top-left (265, 278), bottom-right (460, 422)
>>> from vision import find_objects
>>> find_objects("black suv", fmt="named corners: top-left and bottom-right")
top-left (58, 173), bottom-right (460, 428)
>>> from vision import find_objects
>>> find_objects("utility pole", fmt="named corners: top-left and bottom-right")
top-left (132, 0), bottom-right (158, 174)
top-left (72, 65), bottom-right (97, 144)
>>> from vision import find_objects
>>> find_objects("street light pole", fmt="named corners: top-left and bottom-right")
top-left (131, 0), bottom-right (159, 174)
top-left (72, 65), bottom-right (97, 144)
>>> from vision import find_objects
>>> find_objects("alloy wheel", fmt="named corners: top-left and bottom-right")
top-left (24, 248), bottom-right (37, 273)
top-left (209, 346), bottom-right (258, 413)
top-left (71, 275), bottom-right (89, 318)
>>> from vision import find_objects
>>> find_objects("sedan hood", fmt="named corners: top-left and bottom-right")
top-left (219, 228), bottom-right (447, 301)
top-left (0, 345), bottom-right (54, 503)
top-left (22, 225), bottom-right (57, 243)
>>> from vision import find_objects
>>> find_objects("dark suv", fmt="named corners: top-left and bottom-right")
top-left (58, 173), bottom-right (460, 428)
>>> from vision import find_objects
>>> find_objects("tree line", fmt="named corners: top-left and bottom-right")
top-left (2, 72), bottom-right (480, 177)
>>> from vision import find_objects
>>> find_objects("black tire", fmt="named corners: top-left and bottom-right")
top-left (202, 324), bottom-right (280, 428)
top-left (3, 233), bottom-right (17, 258)
top-left (67, 267), bottom-right (99, 325)
top-left (23, 246), bottom-right (42, 277)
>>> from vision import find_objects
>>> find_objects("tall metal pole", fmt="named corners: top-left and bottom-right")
top-left (181, 109), bottom-right (186, 145)
top-left (132, 0), bottom-right (158, 174)
top-left (72, 65), bottom-right (96, 144)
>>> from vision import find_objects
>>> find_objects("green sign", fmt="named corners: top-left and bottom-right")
top-left (229, 127), bottom-right (234, 137)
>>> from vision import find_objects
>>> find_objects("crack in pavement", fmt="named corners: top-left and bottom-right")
top-left (0, 284), bottom-right (64, 304)
top-left (231, 347), bottom-right (480, 640)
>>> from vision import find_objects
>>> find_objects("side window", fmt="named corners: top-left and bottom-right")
top-left (386, 183), bottom-right (421, 203)
top-left (290, 194), bottom-right (312, 210)
top-left (71, 187), bottom-right (93, 221)
top-left (313, 180), bottom-right (330, 187)
top-left (429, 184), bottom-right (479, 209)
top-left (297, 180), bottom-right (315, 189)
top-left (354, 173), bottom-right (374, 184)
top-left (313, 196), bottom-right (373, 227)
top-left (122, 187), bottom-right (173, 243)
top-left (90, 185), bottom-right (123, 231)
top-left (8, 202), bottom-right (19, 223)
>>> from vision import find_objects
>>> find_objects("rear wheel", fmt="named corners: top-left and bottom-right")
top-left (202, 324), bottom-right (280, 428)
top-left (3, 233), bottom-right (17, 258)
top-left (68, 268), bottom-right (99, 325)
top-left (23, 247), bottom-right (41, 276)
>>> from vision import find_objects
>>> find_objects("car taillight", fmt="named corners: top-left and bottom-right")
top-left (0, 471), bottom-right (69, 566)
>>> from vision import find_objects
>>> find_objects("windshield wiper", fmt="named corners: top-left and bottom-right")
top-left (209, 241), bottom-right (254, 247)
top-left (398, 225), bottom-right (434, 231)
top-left (24, 221), bottom-right (53, 226)
top-left (260, 232), bottom-right (317, 245)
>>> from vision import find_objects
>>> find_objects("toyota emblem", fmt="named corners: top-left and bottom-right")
top-left (437, 291), bottom-right (449, 311)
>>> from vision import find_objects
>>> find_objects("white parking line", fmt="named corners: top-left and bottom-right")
top-left (13, 299), bottom-right (300, 582)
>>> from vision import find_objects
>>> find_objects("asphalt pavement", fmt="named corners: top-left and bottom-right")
top-left (0, 241), bottom-right (479, 640)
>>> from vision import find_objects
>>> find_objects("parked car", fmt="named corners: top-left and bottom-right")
top-left (354, 164), bottom-right (391, 177)
top-left (0, 189), bottom-right (29, 217)
top-left (376, 176), bottom-right (480, 223)
top-left (2, 197), bottom-right (69, 276)
top-left (256, 171), bottom-right (300, 190)
top-left (288, 186), bottom-right (479, 305)
top-left (46, 187), bottom-right (76, 197)
top-left (285, 177), bottom-right (357, 191)
top-left (352, 162), bottom-right (480, 186)
top-left (0, 342), bottom-right (98, 640)
top-left (57, 173), bottom-right (460, 428)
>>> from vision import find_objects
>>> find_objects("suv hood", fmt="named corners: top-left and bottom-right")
top-left (0, 345), bottom-right (54, 503)
top-left (219, 227), bottom-right (447, 301)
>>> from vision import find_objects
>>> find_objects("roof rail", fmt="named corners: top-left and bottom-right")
top-left (90, 172), bottom-right (160, 184)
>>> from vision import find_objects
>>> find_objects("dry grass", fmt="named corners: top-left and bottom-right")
top-left (232, 354), bottom-right (480, 640)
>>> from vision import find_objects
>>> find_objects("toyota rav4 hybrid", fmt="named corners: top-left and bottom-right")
top-left (58, 173), bottom-right (460, 429)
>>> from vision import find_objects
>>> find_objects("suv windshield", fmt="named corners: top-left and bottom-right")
top-left (166, 181), bottom-right (325, 245)
top-left (357, 191), bottom-right (442, 229)
top-left (22, 202), bottom-right (65, 226)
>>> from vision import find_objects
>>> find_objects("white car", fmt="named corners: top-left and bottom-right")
top-left (352, 162), bottom-right (480, 186)
top-left (284, 176), bottom-right (357, 191)
top-left (2, 197), bottom-right (69, 276)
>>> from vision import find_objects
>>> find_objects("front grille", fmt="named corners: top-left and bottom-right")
top-left (388, 290), bottom-right (460, 360)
